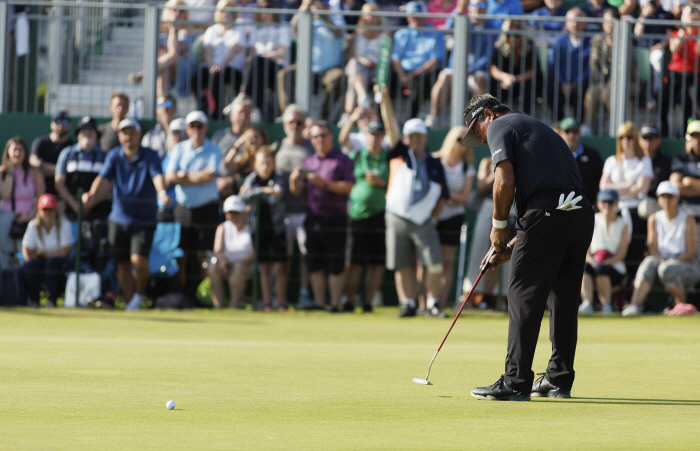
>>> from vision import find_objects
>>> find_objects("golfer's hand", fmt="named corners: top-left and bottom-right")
top-left (481, 245), bottom-right (513, 272)
top-left (490, 226), bottom-right (511, 253)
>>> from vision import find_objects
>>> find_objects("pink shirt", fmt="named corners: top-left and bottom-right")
top-left (427, 0), bottom-right (457, 29)
top-left (0, 168), bottom-right (36, 215)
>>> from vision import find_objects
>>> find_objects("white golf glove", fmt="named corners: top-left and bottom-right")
top-left (556, 191), bottom-right (583, 211)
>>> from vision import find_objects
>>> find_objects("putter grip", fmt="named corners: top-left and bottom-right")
top-left (481, 247), bottom-right (498, 274)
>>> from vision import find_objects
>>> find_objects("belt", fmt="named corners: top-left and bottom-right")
top-left (522, 189), bottom-right (584, 211)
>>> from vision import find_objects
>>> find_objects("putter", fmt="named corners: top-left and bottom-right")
top-left (413, 246), bottom-right (499, 386)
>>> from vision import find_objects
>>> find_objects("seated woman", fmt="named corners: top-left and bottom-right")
top-left (623, 181), bottom-right (700, 316)
top-left (579, 188), bottom-right (629, 314)
top-left (22, 194), bottom-right (72, 308)
top-left (207, 195), bottom-right (254, 309)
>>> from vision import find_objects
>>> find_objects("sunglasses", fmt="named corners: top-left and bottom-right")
top-left (311, 133), bottom-right (330, 139)
top-left (287, 119), bottom-right (304, 125)
top-left (188, 123), bottom-right (204, 129)
top-left (157, 100), bottom-right (174, 108)
top-left (53, 119), bottom-right (70, 126)
top-left (618, 135), bottom-right (634, 140)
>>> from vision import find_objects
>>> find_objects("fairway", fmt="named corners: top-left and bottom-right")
top-left (1, 308), bottom-right (699, 450)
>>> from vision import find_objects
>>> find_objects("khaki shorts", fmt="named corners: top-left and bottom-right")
top-left (385, 212), bottom-right (442, 270)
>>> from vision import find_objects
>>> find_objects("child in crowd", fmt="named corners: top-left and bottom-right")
top-left (239, 146), bottom-right (288, 311)
top-left (208, 195), bottom-right (254, 309)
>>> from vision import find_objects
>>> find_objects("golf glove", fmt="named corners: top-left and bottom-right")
top-left (556, 191), bottom-right (583, 211)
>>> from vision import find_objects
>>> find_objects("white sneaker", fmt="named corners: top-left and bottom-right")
top-left (621, 304), bottom-right (640, 316)
top-left (578, 300), bottom-right (594, 313)
top-left (601, 303), bottom-right (613, 314)
top-left (125, 294), bottom-right (143, 311)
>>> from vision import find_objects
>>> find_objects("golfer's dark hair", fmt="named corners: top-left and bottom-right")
top-left (463, 94), bottom-right (510, 124)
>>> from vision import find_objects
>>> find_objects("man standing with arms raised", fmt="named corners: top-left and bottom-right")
top-left (464, 94), bottom-right (594, 401)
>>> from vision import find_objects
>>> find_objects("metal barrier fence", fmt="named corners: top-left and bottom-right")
top-left (2, 1), bottom-right (697, 138)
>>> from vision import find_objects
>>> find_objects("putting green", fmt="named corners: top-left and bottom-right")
top-left (1, 308), bottom-right (699, 450)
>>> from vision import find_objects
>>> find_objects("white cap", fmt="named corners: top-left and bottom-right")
top-left (223, 195), bottom-right (247, 213)
top-left (185, 111), bottom-right (208, 125)
top-left (656, 180), bottom-right (680, 197)
top-left (169, 118), bottom-right (186, 133)
top-left (403, 118), bottom-right (428, 136)
top-left (117, 118), bottom-right (141, 132)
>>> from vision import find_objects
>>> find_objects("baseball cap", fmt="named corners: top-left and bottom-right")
top-left (75, 116), bottom-right (98, 133)
top-left (52, 110), bottom-right (70, 122)
top-left (687, 120), bottom-right (700, 135)
top-left (223, 195), bottom-right (247, 213)
top-left (405, 1), bottom-right (427, 14)
top-left (117, 118), bottom-right (142, 132)
top-left (597, 188), bottom-right (619, 203)
top-left (559, 117), bottom-right (581, 132)
top-left (656, 180), bottom-right (680, 197)
top-left (186, 111), bottom-right (208, 125)
top-left (37, 194), bottom-right (58, 210)
top-left (169, 118), bottom-right (186, 134)
top-left (366, 119), bottom-right (386, 135)
top-left (639, 124), bottom-right (660, 138)
top-left (403, 118), bottom-right (428, 136)
top-left (461, 96), bottom-right (503, 148)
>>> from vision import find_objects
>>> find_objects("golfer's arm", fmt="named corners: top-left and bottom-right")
top-left (492, 160), bottom-right (515, 221)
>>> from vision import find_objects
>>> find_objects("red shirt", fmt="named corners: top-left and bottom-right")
top-left (668, 30), bottom-right (700, 73)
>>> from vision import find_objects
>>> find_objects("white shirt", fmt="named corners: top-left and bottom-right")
top-left (22, 217), bottom-right (73, 254)
top-left (202, 24), bottom-right (247, 70)
top-left (439, 161), bottom-right (476, 220)
top-left (250, 24), bottom-right (291, 67)
top-left (184, 0), bottom-right (216, 24)
top-left (223, 221), bottom-right (253, 262)
top-left (655, 210), bottom-right (689, 260)
top-left (590, 213), bottom-right (627, 274)
top-left (354, 32), bottom-right (386, 65)
top-left (602, 155), bottom-right (654, 209)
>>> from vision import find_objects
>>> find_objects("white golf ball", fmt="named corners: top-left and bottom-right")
top-left (166, 400), bottom-right (176, 410)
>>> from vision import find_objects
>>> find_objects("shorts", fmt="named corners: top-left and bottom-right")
top-left (635, 255), bottom-right (700, 289)
top-left (174, 202), bottom-right (220, 254)
top-left (284, 213), bottom-right (307, 256)
top-left (347, 213), bottom-right (386, 266)
top-left (108, 221), bottom-right (156, 262)
top-left (436, 214), bottom-right (464, 246)
top-left (256, 225), bottom-right (287, 263)
top-left (584, 262), bottom-right (625, 287)
top-left (304, 214), bottom-right (347, 275)
top-left (385, 211), bottom-right (442, 270)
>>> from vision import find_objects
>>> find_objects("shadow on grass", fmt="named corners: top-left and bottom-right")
top-left (540, 397), bottom-right (700, 406)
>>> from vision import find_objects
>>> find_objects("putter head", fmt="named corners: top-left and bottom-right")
top-left (413, 378), bottom-right (433, 385)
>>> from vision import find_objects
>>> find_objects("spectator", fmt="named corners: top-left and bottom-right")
top-left (600, 121), bottom-right (653, 266)
top-left (338, 86), bottom-right (401, 155)
top-left (344, 119), bottom-right (390, 313)
top-left (390, 1), bottom-right (445, 120)
top-left (0, 137), bottom-right (45, 269)
top-left (165, 111), bottom-right (222, 292)
top-left (579, 188), bottom-right (629, 313)
top-left (623, 181), bottom-right (700, 315)
top-left (548, 7), bottom-right (592, 120)
top-left (427, 0), bottom-right (495, 128)
top-left (442, 0), bottom-right (469, 30)
top-left (98, 92), bottom-right (129, 152)
top-left (607, 0), bottom-right (637, 16)
top-left (29, 110), bottom-right (75, 196)
top-left (289, 120), bottom-right (355, 311)
top-left (579, 0), bottom-right (614, 32)
top-left (639, 123), bottom-right (672, 200)
top-left (486, 0), bottom-right (524, 30)
top-left (427, 0), bottom-right (457, 29)
top-left (21, 194), bottom-right (72, 308)
top-left (434, 126), bottom-right (475, 316)
top-left (242, 0), bottom-right (292, 122)
top-left (224, 125), bottom-right (269, 191)
top-left (141, 94), bottom-right (178, 160)
top-left (240, 147), bottom-right (287, 310)
top-left (192, 0), bottom-right (247, 120)
top-left (82, 119), bottom-right (171, 311)
top-left (279, 0), bottom-right (346, 121)
top-left (273, 105), bottom-right (315, 306)
top-left (528, 0), bottom-right (566, 41)
top-left (556, 117), bottom-right (603, 207)
top-left (158, 117), bottom-right (188, 222)
top-left (329, 0), bottom-right (365, 28)
top-left (208, 195), bottom-right (254, 308)
top-left (489, 19), bottom-right (541, 114)
top-left (384, 118), bottom-right (449, 317)
top-left (660, 5), bottom-right (700, 137)
top-left (212, 96), bottom-right (253, 197)
top-left (342, 2), bottom-right (387, 121)
top-left (184, 0), bottom-right (217, 26)
top-left (669, 120), bottom-right (700, 241)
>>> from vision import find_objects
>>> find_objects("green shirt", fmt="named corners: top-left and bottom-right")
top-left (349, 148), bottom-right (390, 219)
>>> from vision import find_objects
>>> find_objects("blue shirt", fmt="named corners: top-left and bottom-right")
top-left (165, 138), bottom-right (221, 208)
top-left (448, 24), bottom-right (496, 74)
top-left (312, 16), bottom-right (346, 74)
top-left (391, 23), bottom-right (445, 72)
top-left (549, 35), bottom-right (591, 85)
top-left (99, 146), bottom-right (162, 225)
top-left (528, 6), bottom-right (566, 31)
top-left (486, 0), bottom-right (523, 30)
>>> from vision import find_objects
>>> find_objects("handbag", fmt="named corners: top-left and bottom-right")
top-left (64, 272), bottom-right (101, 307)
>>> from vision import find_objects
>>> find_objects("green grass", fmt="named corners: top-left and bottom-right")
top-left (1, 307), bottom-right (699, 450)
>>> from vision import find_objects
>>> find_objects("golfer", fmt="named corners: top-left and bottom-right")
top-left (463, 94), bottom-right (594, 401)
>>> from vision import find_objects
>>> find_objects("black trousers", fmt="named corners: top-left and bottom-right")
top-left (504, 197), bottom-right (594, 392)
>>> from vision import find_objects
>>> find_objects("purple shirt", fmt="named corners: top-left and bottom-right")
top-left (301, 148), bottom-right (355, 218)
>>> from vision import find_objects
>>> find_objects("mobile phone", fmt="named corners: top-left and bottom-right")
top-left (299, 168), bottom-right (316, 177)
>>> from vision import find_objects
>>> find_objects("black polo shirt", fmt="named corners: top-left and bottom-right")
top-left (30, 135), bottom-right (75, 196)
top-left (671, 151), bottom-right (700, 218)
top-left (648, 152), bottom-right (672, 198)
top-left (574, 145), bottom-right (604, 206)
top-left (487, 112), bottom-right (585, 213)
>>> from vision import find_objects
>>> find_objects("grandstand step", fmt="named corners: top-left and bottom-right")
top-left (85, 55), bottom-right (143, 72)
top-left (79, 69), bottom-right (136, 86)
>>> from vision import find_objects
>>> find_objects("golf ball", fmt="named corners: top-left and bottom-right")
top-left (166, 400), bottom-right (176, 410)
